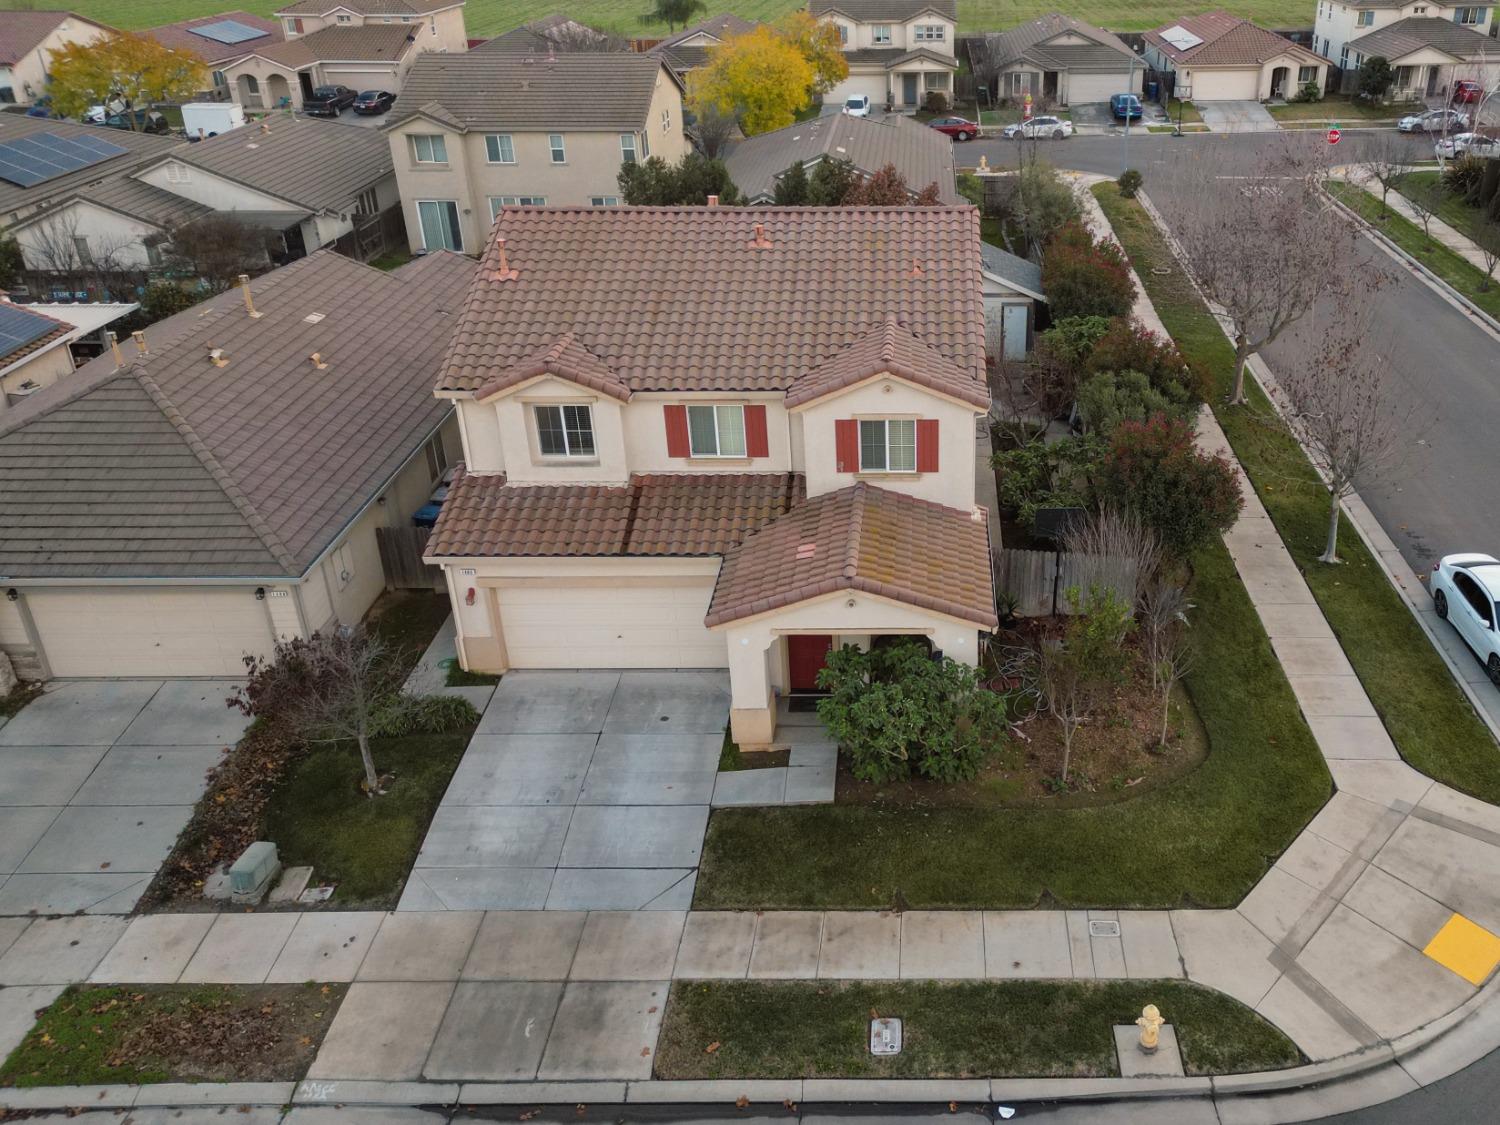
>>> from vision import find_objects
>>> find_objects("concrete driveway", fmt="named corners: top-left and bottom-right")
top-left (0, 681), bottom-right (247, 915)
top-left (402, 670), bottom-right (729, 912)
top-left (1198, 100), bottom-right (1279, 132)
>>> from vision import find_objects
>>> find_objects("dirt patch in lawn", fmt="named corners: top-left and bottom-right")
top-left (0, 984), bottom-right (347, 1087)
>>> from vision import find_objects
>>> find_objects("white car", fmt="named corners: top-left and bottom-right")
top-left (843, 94), bottom-right (871, 117)
top-left (1398, 108), bottom-right (1470, 133)
top-left (1435, 132), bottom-right (1500, 159)
top-left (1001, 115), bottom-right (1074, 140)
top-left (1431, 553), bottom-right (1500, 683)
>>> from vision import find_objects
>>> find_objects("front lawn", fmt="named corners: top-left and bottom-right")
top-left (1396, 169), bottom-right (1494, 249)
top-left (1166, 98), bottom-right (1202, 124)
top-left (0, 984), bottom-right (344, 1087)
top-left (1267, 96), bottom-right (1402, 122)
top-left (368, 590), bottom-right (454, 676)
top-left (1095, 183), bottom-right (1500, 802)
top-left (695, 535), bottom-right (1330, 910)
top-left (656, 980), bottom-right (1302, 1079)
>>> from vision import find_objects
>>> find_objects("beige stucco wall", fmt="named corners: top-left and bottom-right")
top-left (2, 339), bottom-right (74, 405)
top-left (823, 13), bottom-right (955, 52)
top-left (138, 159), bottom-right (297, 213)
top-left (0, 15), bottom-right (110, 105)
top-left (281, 3), bottom-right (467, 52)
top-left (1317, 2), bottom-right (1493, 61)
top-left (14, 199), bottom-right (157, 271)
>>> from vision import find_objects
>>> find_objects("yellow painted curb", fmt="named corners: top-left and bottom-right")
top-left (1424, 914), bottom-right (1500, 986)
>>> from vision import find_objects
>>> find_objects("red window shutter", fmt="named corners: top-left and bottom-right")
top-left (664, 404), bottom-right (690, 457)
top-left (835, 418), bottom-right (858, 473)
top-left (744, 404), bottom-right (769, 458)
top-left (916, 419), bottom-right (940, 473)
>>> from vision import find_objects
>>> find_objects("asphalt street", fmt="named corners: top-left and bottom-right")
top-left (967, 127), bottom-right (1498, 579)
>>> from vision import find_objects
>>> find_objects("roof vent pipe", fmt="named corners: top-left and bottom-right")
top-left (491, 237), bottom-right (519, 282)
top-left (706, 194), bottom-right (718, 207)
top-left (239, 273), bottom-right (262, 319)
top-left (309, 351), bottom-right (328, 370)
top-left (207, 346), bottom-right (228, 368)
top-left (107, 330), bottom-right (123, 369)
top-left (131, 329), bottom-right (147, 355)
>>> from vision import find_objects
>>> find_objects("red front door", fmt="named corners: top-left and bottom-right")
top-left (788, 634), bottom-right (834, 693)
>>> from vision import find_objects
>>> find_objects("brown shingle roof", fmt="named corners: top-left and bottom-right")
top-left (1144, 11), bottom-right (1327, 67)
top-left (141, 10), bottom-right (282, 64)
top-left (786, 315), bottom-right (989, 409)
top-left (706, 482), bottom-right (996, 628)
top-left (474, 333), bottom-right (631, 403)
top-left (439, 206), bottom-right (985, 398)
top-left (0, 9), bottom-right (108, 66)
top-left (425, 469), bottom-right (805, 558)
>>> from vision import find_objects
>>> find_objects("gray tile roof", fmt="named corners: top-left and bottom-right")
top-left (75, 173), bottom-right (213, 231)
top-left (980, 242), bottom-right (1044, 299)
top-left (0, 115), bottom-right (178, 220)
top-left (724, 112), bottom-right (958, 204)
top-left (165, 113), bottom-right (393, 215)
top-left (255, 23), bottom-right (416, 67)
top-left (473, 15), bottom-right (613, 54)
top-left (843, 45), bottom-right (956, 66)
top-left (976, 13), bottom-right (1134, 72)
top-left (276, 0), bottom-right (456, 14)
top-left (389, 51), bottom-right (676, 132)
top-left (810, 0), bottom-right (957, 21)
top-left (1348, 18), bottom-right (1495, 61)
top-left (0, 249), bottom-right (477, 580)
top-left (648, 12), bottom-right (757, 70)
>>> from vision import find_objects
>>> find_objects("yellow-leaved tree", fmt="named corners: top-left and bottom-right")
top-left (46, 33), bottom-right (207, 129)
top-left (688, 25), bottom-right (814, 136)
top-left (777, 11), bottom-right (849, 96)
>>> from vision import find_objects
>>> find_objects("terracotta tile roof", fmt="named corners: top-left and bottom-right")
top-left (0, 10), bottom-right (108, 66)
top-left (1145, 11), bottom-right (1328, 67)
top-left (706, 482), bottom-right (995, 628)
top-left (425, 469), bottom-right (805, 558)
top-left (786, 315), bottom-right (988, 409)
top-left (0, 302), bottom-right (73, 370)
top-left (141, 10), bottom-right (282, 64)
top-left (475, 333), bottom-right (631, 403)
top-left (439, 206), bottom-right (985, 398)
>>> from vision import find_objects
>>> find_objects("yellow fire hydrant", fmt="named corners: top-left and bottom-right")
top-left (1136, 1004), bottom-right (1164, 1054)
top-left (978, 155), bottom-right (990, 173)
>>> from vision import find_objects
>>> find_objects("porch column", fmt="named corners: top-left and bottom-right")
top-left (726, 627), bottom-right (776, 746)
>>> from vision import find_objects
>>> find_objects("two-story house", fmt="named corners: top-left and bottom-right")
top-left (423, 204), bottom-right (998, 747)
top-left (1315, 0), bottom-right (1493, 77)
top-left (811, 0), bottom-right (959, 111)
top-left (0, 9), bottom-right (112, 107)
top-left (1338, 15), bottom-right (1500, 98)
top-left (384, 52), bottom-right (687, 253)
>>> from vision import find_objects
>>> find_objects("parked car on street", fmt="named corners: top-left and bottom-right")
top-left (1451, 80), bottom-right (1485, 105)
top-left (353, 90), bottom-right (395, 116)
top-left (1110, 93), bottom-right (1143, 120)
top-left (1432, 553), bottom-right (1500, 684)
top-left (1398, 107), bottom-right (1469, 133)
top-left (927, 115), bottom-right (979, 140)
top-left (1435, 132), bottom-right (1500, 158)
top-left (1002, 115), bottom-right (1074, 139)
top-left (303, 85), bottom-right (356, 117)
top-left (844, 94), bottom-right (871, 117)
top-left (103, 109), bottom-right (170, 134)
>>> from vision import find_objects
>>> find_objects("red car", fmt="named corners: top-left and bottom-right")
top-left (927, 115), bottom-right (980, 141)
top-left (1452, 80), bottom-right (1484, 105)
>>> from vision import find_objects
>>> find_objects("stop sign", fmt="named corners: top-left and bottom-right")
top-left (1327, 125), bottom-right (1341, 145)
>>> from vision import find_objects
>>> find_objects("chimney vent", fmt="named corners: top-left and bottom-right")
top-left (490, 237), bottom-right (519, 282)
top-left (207, 346), bottom-right (228, 368)
top-left (908, 258), bottom-right (925, 278)
top-left (706, 194), bottom-right (718, 207)
top-left (259, 120), bottom-right (270, 134)
top-left (131, 329), bottom-right (147, 355)
top-left (749, 222), bottom-right (773, 249)
top-left (107, 330), bottom-right (124, 369)
top-left (239, 273), bottom-right (262, 319)
top-left (795, 543), bottom-right (817, 561)
top-left (309, 351), bottom-right (328, 370)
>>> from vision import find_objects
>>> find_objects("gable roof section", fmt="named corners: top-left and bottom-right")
top-left (980, 242), bottom-right (1044, 301)
top-left (425, 469), bottom-right (805, 558)
top-left (1348, 17), bottom-right (1494, 61)
top-left (810, 0), bottom-right (956, 21)
top-left (389, 51), bottom-right (672, 131)
top-left (844, 45), bottom-right (956, 66)
top-left (474, 333), bottom-right (631, 402)
top-left (1144, 11), bottom-right (1327, 67)
top-left (724, 112), bottom-right (958, 204)
top-left (0, 9), bottom-right (108, 66)
top-left (0, 301), bottom-right (72, 371)
top-left (0, 115), bottom-right (178, 218)
top-left (276, 0), bottom-right (455, 14)
top-left (71, 172), bottom-right (213, 231)
top-left (476, 13), bottom-right (611, 54)
top-left (141, 10), bottom-right (282, 64)
top-left (251, 21), bottom-right (414, 66)
top-left (0, 249), bottom-right (477, 580)
top-left (648, 13), bottom-right (756, 69)
top-left (705, 482), bottom-right (996, 628)
top-left (439, 206), bottom-right (985, 398)
top-left (977, 12), bottom-right (1134, 72)
top-left (786, 315), bottom-right (989, 409)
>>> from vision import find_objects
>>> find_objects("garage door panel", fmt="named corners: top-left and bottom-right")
top-left (1067, 72), bottom-right (1131, 104)
top-left (1191, 70), bottom-right (1259, 100)
top-left (497, 581), bottom-right (727, 670)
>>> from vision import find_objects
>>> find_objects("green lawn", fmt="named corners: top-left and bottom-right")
top-left (1399, 170), bottom-right (1495, 249)
top-left (657, 980), bottom-right (1302, 1079)
top-left (1330, 181), bottom-right (1500, 318)
top-left (1094, 183), bottom-right (1500, 803)
top-left (695, 533), bottom-right (1330, 910)
top-left (70, 0), bottom-right (1318, 40)
top-left (1267, 96), bottom-right (1400, 122)
top-left (1166, 98), bottom-right (1202, 124)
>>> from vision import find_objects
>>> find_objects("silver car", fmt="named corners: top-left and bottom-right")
top-left (1431, 553), bottom-right (1500, 684)
top-left (1398, 108), bottom-right (1470, 133)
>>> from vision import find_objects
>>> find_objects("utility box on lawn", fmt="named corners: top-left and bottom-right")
top-left (230, 841), bottom-right (281, 904)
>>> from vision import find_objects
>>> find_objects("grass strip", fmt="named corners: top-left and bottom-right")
top-left (1094, 182), bottom-right (1500, 801)
top-left (656, 980), bottom-right (1302, 1079)
top-left (695, 535), bottom-right (1329, 910)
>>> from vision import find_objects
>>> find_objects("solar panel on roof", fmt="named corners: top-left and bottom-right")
top-left (1160, 25), bottom-right (1204, 51)
top-left (0, 131), bottom-right (130, 188)
top-left (0, 304), bottom-right (61, 359)
top-left (190, 18), bottom-right (269, 44)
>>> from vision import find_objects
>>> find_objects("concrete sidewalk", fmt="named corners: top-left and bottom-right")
top-left (1339, 164), bottom-right (1495, 273)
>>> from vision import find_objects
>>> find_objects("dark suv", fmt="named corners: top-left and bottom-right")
top-left (304, 85), bottom-right (356, 116)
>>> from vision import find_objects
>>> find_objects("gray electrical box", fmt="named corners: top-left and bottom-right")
top-left (870, 1017), bottom-right (903, 1056)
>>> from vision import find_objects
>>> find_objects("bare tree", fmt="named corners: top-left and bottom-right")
top-left (1172, 146), bottom-right (1366, 405)
top-left (1035, 585), bottom-right (1133, 784)
top-left (690, 101), bottom-right (737, 158)
top-left (1060, 507), bottom-right (1162, 611)
top-left (165, 215), bottom-right (275, 292)
top-left (1037, 637), bottom-right (1087, 783)
top-left (1362, 132), bottom-right (1411, 216)
top-left (1137, 574), bottom-right (1194, 746)
top-left (1152, 612), bottom-right (1194, 749)
top-left (21, 210), bottom-right (140, 273)
top-left (1474, 217), bottom-right (1500, 291)
top-left (1401, 177), bottom-right (1442, 248)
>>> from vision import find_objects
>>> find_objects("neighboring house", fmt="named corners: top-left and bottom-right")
top-left (140, 10), bottom-right (285, 100)
top-left (0, 248), bottom-right (475, 680)
top-left (0, 9), bottom-right (112, 107)
top-left (0, 301), bottom-right (74, 410)
top-left (971, 13), bottom-right (1142, 106)
top-left (811, 0), bottom-right (959, 111)
top-left (477, 13), bottom-right (612, 54)
top-left (1343, 17), bottom-right (1500, 97)
top-left (1143, 11), bottom-right (1331, 101)
top-left (220, 23), bottom-right (422, 109)
top-left (276, 0), bottom-right (467, 51)
top-left (11, 171), bottom-right (212, 273)
top-left (1314, 0), bottom-right (1493, 73)
top-left (723, 112), bottom-right (958, 203)
top-left (423, 204), bottom-right (997, 747)
top-left (384, 52), bottom-right (687, 252)
top-left (647, 13), bottom-right (758, 76)
top-left (980, 243), bottom-right (1045, 361)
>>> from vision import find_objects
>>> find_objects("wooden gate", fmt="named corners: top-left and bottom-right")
top-left (994, 549), bottom-right (1138, 617)
top-left (375, 527), bottom-right (435, 589)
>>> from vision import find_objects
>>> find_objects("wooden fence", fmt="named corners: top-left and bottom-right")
top-left (375, 527), bottom-right (435, 590)
top-left (994, 549), bottom-right (1138, 617)
top-left (331, 205), bottom-right (407, 263)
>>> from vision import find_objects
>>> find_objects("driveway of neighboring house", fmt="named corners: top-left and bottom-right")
top-left (1197, 100), bottom-right (1279, 132)
top-left (401, 670), bottom-right (730, 912)
top-left (0, 680), bottom-right (247, 915)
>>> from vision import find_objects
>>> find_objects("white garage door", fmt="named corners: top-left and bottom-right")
top-left (1067, 71), bottom-right (1133, 104)
top-left (825, 72), bottom-right (889, 108)
top-left (1189, 69), bottom-right (1260, 101)
top-left (28, 588), bottom-right (273, 678)
top-left (496, 581), bottom-right (728, 669)
top-left (321, 67), bottom-right (397, 93)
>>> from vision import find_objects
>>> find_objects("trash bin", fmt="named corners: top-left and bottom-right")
top-left (1147, 81), bottom-right (1159, 102)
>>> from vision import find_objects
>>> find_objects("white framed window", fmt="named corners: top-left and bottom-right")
top-left (1298, 65), bottom-right (1318, 84)
top-left (858, 418), bottom-right (915, 473)
top-left (424, 434), bottom-right (448, 480)
top-left (838, 24), bottom-right (848, 43)
top-left (336, 13), bottom-right (351, 22)
top-left (285, 18), bottom-right (300, 33)
top-left (872, 24), bottom-right (891, 43)
top-left (1455, 5), bottom-right (1483, 22)
top-left (489, 196), bottom-right (545, 218)
top-left (485, 133), bottom-right (515, 163)
top-left (590, 196), bottom-right (620, 206)
top-left (1339, 44), bottom-right (1350, 68)
top-left (1356, 9), bottom-right (1374, 24)
top-left (534, 404), bottom-right (595, 457)
top-left (416, 199), bottom-right (461, 251)
top-left (333, 543), bottom-right (355, 588)
top-left (915, 24), bottom-right (945, 41)
top-left (661, 107), bottom-right (671, 133)
top-left (355, 186), bottom-right (377, 215)
top-left (72, 236), bottom-right (93, 267)
top-left (548, 133), bottom-right (566, 163)
top-left (411, 133), bottom-right (447, 163)
top-left (1010, 71), bottom-right (1033, 94)
top-left (924, 71), bottom-right (949, 90)
top-left (431, 16), bottom-right (438, 34)
top-left (401, 14), bottom-right (411, 21)
top-left (687, 404), bottom-right (746, 457)
top-left (620, 133), bottom-right (637, 164)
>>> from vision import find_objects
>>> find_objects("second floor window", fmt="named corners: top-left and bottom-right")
top-left (412, 134), bottom-right (447, 163)
top-left (872, 24), bottom-right (891, 43)
top-left (490, 196), bottom-right (546, 218)
top-left (337, 13), bottom-right (351, 22)
top-left (485, 134), bottom-right (515, 163)
top-left (688, 404), bottom-right (746, 457)
top-left (1455, 5), bottom-right (1483, 22)
top-left (535, 404), bottom-right (594, 457)
top-left (1356, 9), bottom-right (1374, 24)
top-left (915, 24), bottom-right (945, 41)
top-left (859, 419), bottom-right (915, 472)
top-left (620, 133), bottom-right (637, 163)
top-left (549, 134), bottom-right (566, 163)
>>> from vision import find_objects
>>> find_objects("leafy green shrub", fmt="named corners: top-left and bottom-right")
top-left (1036, 315), bottom-right (1114, 373)
top-left (816, 640), bottom-right (1008, 784)
top-left (1085, 319), bottom-right (1198, 399)
top-left (1041, 221), bottom-right (1136, 321)
top-left (370, 693), bottom-right (479, 737)
top-left (1443, 155), bottom-right (1486, 203)
top-left (993, 434), bottom-right (1104, 528)
top-left (1077, 369), bottom-right (1192, 434)
top-left (923, 89), bottom-right (949, 113)
top-left (1355, 56), bottom-right (1394, 103)
top-left (1117, 169), bottom-right (1143, 198)
top-left (1291, 80), bottom-right (1322, 103)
